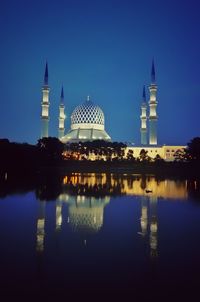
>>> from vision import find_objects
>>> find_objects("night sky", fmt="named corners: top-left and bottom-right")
top-left (1, 0), bottom-right (200, 145)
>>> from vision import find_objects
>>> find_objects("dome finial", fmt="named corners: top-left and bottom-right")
top-left (87, 95), bottom-right (90, 102)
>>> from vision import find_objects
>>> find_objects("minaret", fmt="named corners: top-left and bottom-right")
top-left (58, 86), bottom-right (66, 139)
top-left (140, 85), bottom-right (147, 145)
top-left (149, 59), bottom-right (158, 145)
top-left (41, 62), bottom-right (50, 138)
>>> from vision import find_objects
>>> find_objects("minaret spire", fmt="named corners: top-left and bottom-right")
top-left (44, 62), bottom-right (48, 86)
top-left (41, 62), bottom-right (50, 138)
top-left (149, 60), bottom-right (158, 145)
top-left (142, 85), bottom-right (146, 102)
top-left (58, 86), bottom-right (66, 139)
top-left (61, 85), bottom-right (64, 102)
top-left (151, 58), bottom-right (155, 84)
top-left (140, 85), bottom-right (147, 145)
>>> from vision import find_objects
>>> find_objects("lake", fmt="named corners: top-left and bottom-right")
top-left (0, 172), bottom-right (200, 300)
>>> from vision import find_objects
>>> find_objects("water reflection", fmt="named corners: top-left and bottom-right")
top-left (138, 196), bottom-right (158, 257)
top-left (1, 171), bottom-right (200, 200)
top-left (35, 173), bottom-right (193, 258)
top-left (1, 172), bottom-right (200, 298)
top-left (36, 202), bottom-right (46, 252)
top-left (60, 173), bottom-right (188, 199)
top-left (149, 196), bottom-right (158, 257)
top-left (1, 171), bottom-right (199, 260)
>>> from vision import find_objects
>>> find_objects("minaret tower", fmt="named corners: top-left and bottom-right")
top-left (58, 86), bottom-right (66, 139)
top-left (149, 59), bottom-right (158, 145)
top-left (140, 85), bottom-right (147, 145)
top-left (41, 62), bottom-right (50, 138)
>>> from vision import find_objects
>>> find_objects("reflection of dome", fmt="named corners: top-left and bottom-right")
top-left (61, 97), bottom-right (111, 143)
top-left (66, 195), bottom-right (110, 235)
top-left (69, 207), bottom-right (103, 234)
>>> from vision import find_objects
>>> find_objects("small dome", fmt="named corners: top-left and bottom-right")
top-left (71, 98), bottom-right (104, 126)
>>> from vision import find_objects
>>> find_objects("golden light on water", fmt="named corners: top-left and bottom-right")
top-left (36, 174), bottom-right (199, 259)
top-left (61, 173), bottom-right (188, 199)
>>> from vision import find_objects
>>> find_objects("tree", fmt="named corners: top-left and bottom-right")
top-left (187, 137), bottom-right (200, 161)
top-left (154, 154), bottom-right (164, 163)
top-left (63, 140), bottom-right (127, 162)
top-left (126, 149), bottom-right (135, 162)
top-left (139, 149), bottom-right (150, 162)
top-left (174, 149), bottom-right (187, 162)
top-left (37, 137), bottom-right (65, 162)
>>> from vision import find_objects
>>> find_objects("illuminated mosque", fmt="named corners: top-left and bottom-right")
top-left (41, 61), bottom-right (185, 161)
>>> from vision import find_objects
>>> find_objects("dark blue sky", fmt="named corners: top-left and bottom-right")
top-left (1, 0), bottom-right (200, 145)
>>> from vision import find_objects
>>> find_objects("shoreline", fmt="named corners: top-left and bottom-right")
top-left (1, 161), bottom-right (200, 178)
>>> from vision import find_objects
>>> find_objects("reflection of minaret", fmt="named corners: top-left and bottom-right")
top-left (149, 59), bottom-right (158, 145)
top-left (56, 202), bottom-right (63, 230)
top-left (140, 196), bottom-right (148, 236)
top-left (58, 86), bottom-right (66, 139)
top-left (41, 62), bottom-right (50, 138)
top-left (36, 201), bottom-right (46, 253)
top-left (149, 196), bottom-right (158, 257)
top-left (140, 85), bottom-right (147, 145)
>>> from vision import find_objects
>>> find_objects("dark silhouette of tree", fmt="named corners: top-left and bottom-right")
top-left (186, 137), bottom-right (200, 161)
top-left (139, 149), bottom-right (150, 162)
top-left (64, 140), bottom-right (127, 161)
top-left (154, 154), bottom-right (164, 163)
top-left (174, 149), bottom-right (187, 162)
top-left (37, 137), bottom-right (65, 162)
top-left (0, 139), bottom-right (39, 169)
top-left (126, 149), bottom-right (135, 162)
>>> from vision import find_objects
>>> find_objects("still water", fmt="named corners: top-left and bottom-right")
top-left (0, 173), bottom-right (200, 299)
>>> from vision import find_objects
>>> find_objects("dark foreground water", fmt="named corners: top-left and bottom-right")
top-left (0, 173), bottom-right (200, 300)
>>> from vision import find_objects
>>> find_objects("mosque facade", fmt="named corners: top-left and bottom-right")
top-left (40, 61), bottom-right (185, 161)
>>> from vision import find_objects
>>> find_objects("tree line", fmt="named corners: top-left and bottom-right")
top-left (0, 137), bottom-right (200, 170)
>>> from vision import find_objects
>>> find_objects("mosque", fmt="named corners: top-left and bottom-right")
top-left (41, 61), bottom-right (185, 161)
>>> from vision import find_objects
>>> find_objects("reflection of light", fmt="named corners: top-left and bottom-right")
top-left (140, 206), bottom-right (148, 236)
top-left (36, 219), bottom-right (45, 252)
top-left (140, 196), bottom-right (158, 258)
top-left (69, 206), bottom-right (104, 233)
top-left (58, 194), bottom-right (69, 202)
top-left (63, 176), bottom-right (68, 184)
top-left (56, 204), bottom-right (62, 230)
top-left (150, 220), bottom-right (158, 257)
top-left (61, 174), bottom-right (188, 199)
top-left (122, 177), bottom-right (187, 199)
top-left (77, 195), bottom-right (85, 203)
top-left (150, 221), bottom-right (157, 233)
top-left (149, 197), bottom-right (158, 258)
